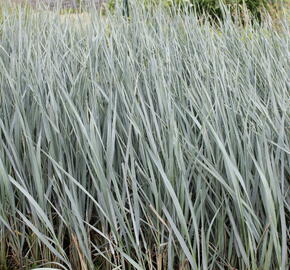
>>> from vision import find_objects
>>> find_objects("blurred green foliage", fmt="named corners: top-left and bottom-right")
top-left (118, 0), bottom-right (272, 19)
top-left (180, 0), bottom-right (268, 18)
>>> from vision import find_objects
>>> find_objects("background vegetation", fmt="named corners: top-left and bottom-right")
top-left (111, 0), bottom-right (287, 19)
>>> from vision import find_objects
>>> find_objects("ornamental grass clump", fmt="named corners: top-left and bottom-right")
top-left (0, 3), bottom-right (289, 270)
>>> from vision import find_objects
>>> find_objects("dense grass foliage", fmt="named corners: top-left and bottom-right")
top-left (0, 4), bottom-right (289, 270)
